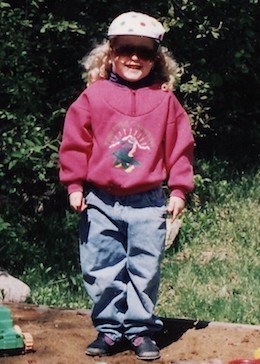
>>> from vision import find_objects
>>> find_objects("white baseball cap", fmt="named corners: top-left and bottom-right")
top-left (108, 11), bottom-right (165, 42)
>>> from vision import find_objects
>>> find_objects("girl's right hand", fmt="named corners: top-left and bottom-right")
top-left (69, 191), bottom-right (87, 212)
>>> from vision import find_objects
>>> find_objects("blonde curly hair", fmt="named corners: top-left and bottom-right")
top-left (82, 40), bottom-right (183, 91)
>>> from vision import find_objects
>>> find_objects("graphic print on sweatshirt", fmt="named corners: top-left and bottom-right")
top-left (106, 121), bottom-right (153, 173)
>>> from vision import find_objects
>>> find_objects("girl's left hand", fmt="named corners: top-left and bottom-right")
top-left (167, 196), bottom-right (185, 222)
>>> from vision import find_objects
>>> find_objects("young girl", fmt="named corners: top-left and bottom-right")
top-left (59, 11), bottom-right (194, 361)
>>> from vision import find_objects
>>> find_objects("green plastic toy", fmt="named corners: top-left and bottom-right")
top-left (0, 305), bottom-right (33, 355)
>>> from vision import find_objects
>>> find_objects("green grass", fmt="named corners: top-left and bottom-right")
top-left (20, 161), bottom-right (260, 325)
top-left (157, 165), bottom-right (260, 325)
top-left (23, 265), bottom-right (91, 309)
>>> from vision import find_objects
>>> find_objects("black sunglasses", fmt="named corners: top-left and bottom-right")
top-left (112, 44), bottom-right (157, 61)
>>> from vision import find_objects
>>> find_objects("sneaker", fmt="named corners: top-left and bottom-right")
top-left (85, 333), bottom-right (116, 356)
top-left (131, 335), bottom-right (160, 360)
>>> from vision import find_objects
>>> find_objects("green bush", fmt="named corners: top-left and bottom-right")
top-left (0, 0), bottom-right (259, 274)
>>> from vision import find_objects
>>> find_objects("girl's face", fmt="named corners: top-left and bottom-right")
top-left (110, 36), bottom-right (156, 82)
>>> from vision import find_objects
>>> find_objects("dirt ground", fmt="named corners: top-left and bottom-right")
top-left (0, 304), bottom-right (259, 364)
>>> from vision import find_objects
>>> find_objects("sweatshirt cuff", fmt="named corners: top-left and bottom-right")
top-left (67, 183), bottom-right (83, 195)
top-left (170, 188), bottom-right (186, 201)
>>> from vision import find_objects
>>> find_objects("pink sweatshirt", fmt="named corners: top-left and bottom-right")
top-left (59, 80), bottom-right (194, 200)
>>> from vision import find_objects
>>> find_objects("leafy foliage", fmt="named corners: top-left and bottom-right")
top-left (0, 0), bottom-right (259, 274)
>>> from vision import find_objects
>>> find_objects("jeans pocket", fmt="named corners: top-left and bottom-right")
top-left (85, 189), bottom-right (96, 207)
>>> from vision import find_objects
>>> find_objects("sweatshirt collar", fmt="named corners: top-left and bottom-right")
top-left (109, 71), bottom-right (154, 90)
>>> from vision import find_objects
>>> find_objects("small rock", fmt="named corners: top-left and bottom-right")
top-left (0, 269), bottom-right (30, 303)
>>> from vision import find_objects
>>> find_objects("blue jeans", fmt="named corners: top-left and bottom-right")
top-left (79, 186), bottom-right (167, 342)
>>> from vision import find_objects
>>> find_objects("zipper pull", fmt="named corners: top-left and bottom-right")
top-left (131, 89), bottom-right (136, 116)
